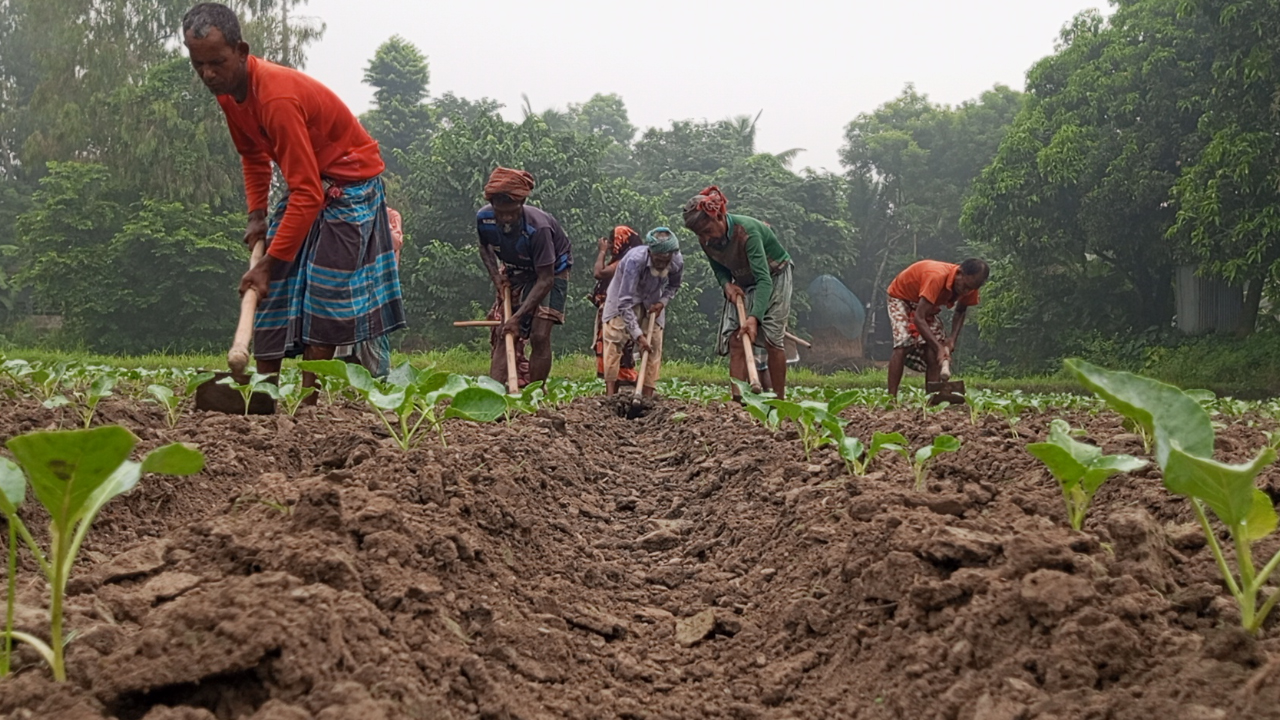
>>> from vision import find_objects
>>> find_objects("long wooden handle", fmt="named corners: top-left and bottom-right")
top-left (734, 297), bottom-right (762, 394)
top-left (502, 286), bottom-right (519, 394)
top-left (453, 320), bottom-right (502, 327)
top-left (633, 311), bottom-right (659, 397)
top-left (228, 241), bottom-right (265, 377)
top-left (785, 331), bottom-right (812, 349)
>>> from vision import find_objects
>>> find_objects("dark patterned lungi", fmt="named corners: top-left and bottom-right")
top-left (255, 176), bottom-right (406, 373)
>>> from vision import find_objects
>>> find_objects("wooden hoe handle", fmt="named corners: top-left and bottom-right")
top-left (453, 320), bottom-right (502, 327)
top-left (228, 241), bottom-right (265, 377)
top-left (734, 297), bottom-right (763, 394)
top-left (502, 286), bottom-right (519, 394)
top-left (633, 311), bottom-right (659, 397)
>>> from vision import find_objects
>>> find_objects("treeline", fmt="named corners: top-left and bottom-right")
top-left (1, 0), bottom-right (1277, 375)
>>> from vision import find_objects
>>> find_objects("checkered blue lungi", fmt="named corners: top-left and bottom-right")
top-left (255, 176), bottom-right (406, 375)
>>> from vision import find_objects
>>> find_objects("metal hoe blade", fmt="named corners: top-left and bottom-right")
top-left (194, 372), bottom-right (276, 415)
top-left (925, 380), bottom-right (967, 406)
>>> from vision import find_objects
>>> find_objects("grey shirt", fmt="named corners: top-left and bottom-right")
top-left (602, 247), bottom-right (683, 339)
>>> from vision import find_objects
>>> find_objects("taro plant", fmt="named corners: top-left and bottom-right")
top-left (0, 426), bottom-right (204, 680)
top-left (217, 372), bottom-right (275, 415)
top-left (1027, 419), bottom-right (1148, 531)
top-left (1068, 358), bottom-right (1280, 633)
top-left (839, 431), bottom-right (910, 476)
top-left (911, 435), bottom-right (962, 490)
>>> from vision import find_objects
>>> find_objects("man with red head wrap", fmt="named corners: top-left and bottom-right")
top-left (477, 166), bottom-right (573, 385)
top-left (683, 186), bottom-right (794, 399)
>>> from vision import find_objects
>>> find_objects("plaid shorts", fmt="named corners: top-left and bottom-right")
top-left (888, 297), bottom-right (945, 373)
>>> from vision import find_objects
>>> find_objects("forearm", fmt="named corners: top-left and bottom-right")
top-left (950, 310), bottom-right (968, 346)
top-left (593, 247), bottom-right (609, 280)
top-left (479, 244), bottom-right (503, 287)
top-left (623, 304), bottom-right (642, 339)
top-left (914, 309), bottom-right (943, 349)
top-left (749, 273), bottom-right (774, 319)
top-left (514, 272), bottom-right (555, 318)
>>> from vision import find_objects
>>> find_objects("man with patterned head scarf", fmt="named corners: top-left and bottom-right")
top-left (600, 227), bottom-right (684, 397)
top-left (477, 166), bottom-right (573, 386)
top-left (683, 187), bottom-right (794, 399)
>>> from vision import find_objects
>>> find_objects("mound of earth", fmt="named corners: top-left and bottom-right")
top-left (1, 394), bottom-right (1279, 719)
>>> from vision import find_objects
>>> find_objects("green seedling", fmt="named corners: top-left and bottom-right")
top-left (0, 359), bottom-right (36, 398)
top-left (733, 379), bottom-right (779, 429)
top-left (1068, 358), bottom-right (1280, 633)
top-left (216, 372), bottom-right (274, 415)
top-left (145, 371), bottom-right (214, 429)
top-left (69, 375), bottom-right (116, 428)
top-left (0, 426), bottom-right (204, 680)
top-left (262, 374), bottom-right (316, 417)
top-left (767, 399), bottom-right (846, 460)
top-left (912, 435), bottom-right (962, 490)
top-left (1028, 418), bottom-right (1148, 531)
top-left (301, 361), bottom-right (506, 449)
top-left (839, 431), bottom-right (910, 476)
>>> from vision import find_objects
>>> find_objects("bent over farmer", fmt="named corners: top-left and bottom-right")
top-left (683, 187), bottom-right (794, 399)
top-left (183, 3), bottom-right (405, 382)
top-left (477, 167), bottom-right (572, 386)
top-left (601, 228), bottom-right (683, 397)
top-left (591, 226), bottom-right (645, 384)
top-left (885, 258), bottom-right (989, 398)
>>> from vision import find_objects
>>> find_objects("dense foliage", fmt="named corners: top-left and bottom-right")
top-left (1, 0), bottom-right (1279, 377)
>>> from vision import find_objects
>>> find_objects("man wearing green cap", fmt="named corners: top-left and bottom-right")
top-left (601, 227), bottom-right (684, 396)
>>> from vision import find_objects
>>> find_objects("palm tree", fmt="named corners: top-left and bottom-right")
top-left (773, 148), bottom-right (806, 168)
top-left (520, 93), bottom-right (574, 133)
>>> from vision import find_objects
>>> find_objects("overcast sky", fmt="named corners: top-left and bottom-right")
top-left (301, 0), bottom-right (1108, 172)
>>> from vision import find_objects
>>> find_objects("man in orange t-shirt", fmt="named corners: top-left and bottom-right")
top-left (885, 259), bottom-right (989, 397)
top-left (183, 3), bottom-right (405, 381)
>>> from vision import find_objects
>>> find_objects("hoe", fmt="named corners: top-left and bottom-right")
top-left (194, 240), bottom-right (276, 414)
top-left (926, 355), bottom-right (967, 406)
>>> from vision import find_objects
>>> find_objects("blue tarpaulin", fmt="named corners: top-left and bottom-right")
top-left (807, 275), bottom-right (865, 340)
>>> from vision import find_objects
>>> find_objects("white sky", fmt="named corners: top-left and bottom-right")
top-left (301, 0), bottom-right (1108, 172)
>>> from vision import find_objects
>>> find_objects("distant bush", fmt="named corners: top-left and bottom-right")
top-left (1143, 333), bottom-right (1280, 397)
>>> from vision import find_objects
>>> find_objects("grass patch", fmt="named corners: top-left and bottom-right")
top-left (1, 346), bottom-right (1088, 394)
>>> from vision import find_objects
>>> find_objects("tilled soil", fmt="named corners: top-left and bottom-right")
top-left (3, 395), bottom-right (1280, 720)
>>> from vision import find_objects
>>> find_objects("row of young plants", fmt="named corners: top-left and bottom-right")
top-left (734, 381), bottom-right (963, 490)
top-left (1027, 360), bottom-right (1280, 634)
top-left (0, 362), bottom-right (612, 681)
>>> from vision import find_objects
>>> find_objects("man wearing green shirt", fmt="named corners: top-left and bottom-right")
top-left (684, 186), bottom-right (794, 399)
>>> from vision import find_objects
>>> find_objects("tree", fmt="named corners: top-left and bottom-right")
top-left (0, 0), bottom-right (323, 182)
top-left (16, 162), bottom-right (244, 353)
top-left (631, 118), bottom-right (757, 196)
top-left (1169, 0), bottom-right (1280, 334)
top-left (567, 93), bottom-right (637, 177)
top-left (568, 93), bottom-right (637, 145)
top-left (397, 111), bottom-right (670, 354)
top-left (101, 57), bottom-right (244, 211)
top-left (841, 84), bottom-right (1023, 350)
top-left (961, 4), bottom-right (1212, 369)
top-left (360, 35), bottom-right (432, 177)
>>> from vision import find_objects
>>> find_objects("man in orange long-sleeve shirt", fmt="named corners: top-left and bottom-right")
top-left (885, 258), bottom-right (989, 398)
top-left (183, 3), bottom-right (405, 380)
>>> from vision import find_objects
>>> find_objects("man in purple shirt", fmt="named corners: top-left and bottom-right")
top-left (602, 228), bottom-right (684, 396)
